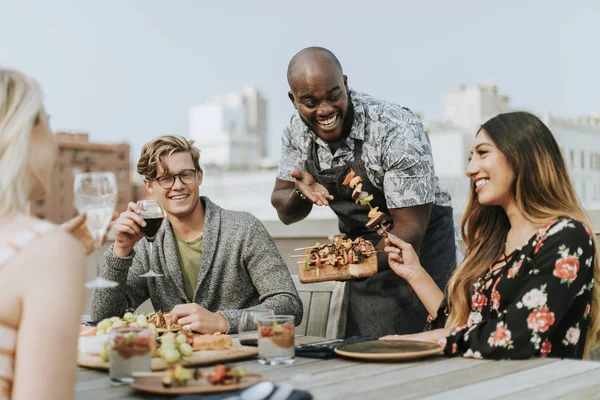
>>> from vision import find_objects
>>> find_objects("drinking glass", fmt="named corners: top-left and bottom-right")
top-left (238, 309), bottom-right (274, 346)
top-left (257, 315), bottom-right (295, 365)
top-left (109, 327), bottom-right (153, 384)
top-left (73, 172), bottom-right (118, 289)
top-left (137, 200), bottom-right (164, 278)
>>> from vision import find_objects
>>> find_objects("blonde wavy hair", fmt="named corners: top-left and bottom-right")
top-left (137, 135), bottom-right (201, 180)
top-left (0, 69), bottom-right (44, 217)
top-left (445, 112), bottom-right (600, 359)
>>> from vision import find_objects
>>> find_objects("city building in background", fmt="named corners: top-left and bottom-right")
top-left (30, 132), bottom-right (132, 224)
top-left (425, 83), bottom-right (600, 214)
top-left (188, 86), bottom-right (270, 170)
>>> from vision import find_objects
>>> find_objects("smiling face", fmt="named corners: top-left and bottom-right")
top-left (144, 151), bottom-right (202, 219)
top-left (466, 129), bottom-right (516, 208)
top-left (288, 63), bottom-right (351, 143)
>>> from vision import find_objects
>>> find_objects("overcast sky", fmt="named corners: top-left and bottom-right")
top-left (1, 0), bottom-right (598, 161)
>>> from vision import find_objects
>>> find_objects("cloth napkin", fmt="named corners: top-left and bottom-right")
top-left (173, 384), bottom-right (312, 400)
top-left (294, 336), bottom-right (378, 359)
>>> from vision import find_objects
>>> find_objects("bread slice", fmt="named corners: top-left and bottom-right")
top-left (192, 333), bottom-right (236, 351)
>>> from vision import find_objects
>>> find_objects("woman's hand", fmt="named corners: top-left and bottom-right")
top-left (62, 213), bottom-right (116, 255)
top-left (384, 233), bottom-right (425, 282)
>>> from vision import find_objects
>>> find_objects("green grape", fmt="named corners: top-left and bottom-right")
top-left (97, 319), bottom-right (111, 330)
top-left (160, 333), bottom-right (176, 345)
top-left (109, 317), bottom-right (121, 323)
top-left (123, 312), bottom-right (134, 321)
top-left (111, 320), bottom-right (126, 328)
top-left (179, 343), bottom-right (193, 356)
top-left (176, 334), bottom-right (187, 345)
top-left (136, 314), bottom-right (148, 325)
top-left (128, 322), bottom-right (139, 328)
top-left (96, 329), bottom-right (106, 336)
top-left (100, 348), bottom-right (109, 362)
top-left (162, 348), bottom-right (181, 364)
top-left (160, 342), bottom-right (176, 351)
top-left (148, 323), bottom-right (156, 331)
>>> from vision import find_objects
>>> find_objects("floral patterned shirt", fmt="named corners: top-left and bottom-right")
top-left (276, 90), bottom-right (452, 209)
top-left (430, 216), bottom-right (596, 359)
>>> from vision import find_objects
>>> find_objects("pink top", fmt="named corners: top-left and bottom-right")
top-left (0, 222), bottom-right (54, 399)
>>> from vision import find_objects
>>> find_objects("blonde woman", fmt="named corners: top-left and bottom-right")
top-left (0, 69), bottom-right (86, 399)
top-left (383, 112), bottom-right (598, 360)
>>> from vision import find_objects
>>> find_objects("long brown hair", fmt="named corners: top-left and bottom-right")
top-left (445, 111), bottom-right (600, 358)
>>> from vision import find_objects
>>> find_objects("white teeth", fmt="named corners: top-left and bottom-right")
top-left (475, 179), bottom-right (488, 188)
top-left (171, 195), bottom-right (187, 200)
top-left (317, 115), bottom-right (337, 127)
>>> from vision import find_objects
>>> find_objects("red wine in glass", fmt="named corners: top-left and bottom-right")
top-left (137, 200), bottom-right (165, 278)
top-left (142, 217), bottom-right (163, 241)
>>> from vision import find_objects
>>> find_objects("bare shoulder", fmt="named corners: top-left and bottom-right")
top-left (16, 227), bottom-right (86, 276)
top-left (30, 229), bottom-right (85, 259)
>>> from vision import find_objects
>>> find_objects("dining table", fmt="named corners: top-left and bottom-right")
top-left (74, 335), bottom-right (600, 400)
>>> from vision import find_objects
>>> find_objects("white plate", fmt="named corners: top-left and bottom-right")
top-left (79, 335), bottom-right (108, 354)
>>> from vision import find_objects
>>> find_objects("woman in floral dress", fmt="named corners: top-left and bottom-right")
top-left (382, 112), bottom-right (599, 359)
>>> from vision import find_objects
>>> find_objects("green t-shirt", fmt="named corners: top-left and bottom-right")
top-left (174, 233), bottom-right (203, 301)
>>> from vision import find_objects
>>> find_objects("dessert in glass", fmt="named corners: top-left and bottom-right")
top-left (109, 327), bottom-right (154, 384)
top-left (238, 309), bottom-right (274, 347)
top-left (257, 315), bottom-right (295, 365)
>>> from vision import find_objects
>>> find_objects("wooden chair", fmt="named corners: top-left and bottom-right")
top-left (291, 275), bottom-right (348, 339)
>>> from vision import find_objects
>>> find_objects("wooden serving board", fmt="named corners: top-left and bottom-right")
top-left (297, 254), bottom-right (378, 283)
top-left (78, 346), bottom-right (258, 371)
top-left (130, 370), bottom-right (266, 395)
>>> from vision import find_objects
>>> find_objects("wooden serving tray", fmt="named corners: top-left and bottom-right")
top-left (297, 254), bottom-right (377, 283)
top-left (78, 346), bottom-right (258, 371)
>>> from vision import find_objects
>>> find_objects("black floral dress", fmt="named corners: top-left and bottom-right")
top-left (430, 216), bottom-right (596, 359)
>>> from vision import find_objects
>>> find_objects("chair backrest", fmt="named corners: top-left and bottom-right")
top-left (291, 275), bottom-right (348, 339)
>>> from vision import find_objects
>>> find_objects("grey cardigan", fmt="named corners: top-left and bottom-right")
top-left (90, 196), bottom-right (303, 332)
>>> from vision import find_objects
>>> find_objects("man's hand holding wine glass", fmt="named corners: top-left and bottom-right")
top-left (112, 202), bottom-right (146, 257)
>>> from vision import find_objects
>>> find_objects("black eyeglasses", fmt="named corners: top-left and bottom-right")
top-left (154, 169), bottom-right (197, 189)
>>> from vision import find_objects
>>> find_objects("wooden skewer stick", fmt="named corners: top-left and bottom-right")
top-left (289, 255), bottom-right (308, 258)
top-left (294, 246), bottom-right (316, 251)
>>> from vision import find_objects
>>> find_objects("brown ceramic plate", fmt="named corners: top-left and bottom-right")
top-left (334, 340), bottom-right (443, 361)
top-left (130, 370), bottom-right (266, 395)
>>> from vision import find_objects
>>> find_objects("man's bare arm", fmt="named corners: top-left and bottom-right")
top-left (377, 204), bottom-right (433, 252)
top-left (271, 178), bottom-right (313, 225)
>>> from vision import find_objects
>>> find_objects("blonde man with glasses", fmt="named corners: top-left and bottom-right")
top-left (90, 135), bottom-right (302, 333)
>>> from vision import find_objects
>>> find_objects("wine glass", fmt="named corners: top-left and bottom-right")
top-left (238, 309), bottom-right (274, 346)
top-left (73, 172), bottom-right (119, 289)
top-left (137, 200), bottom-right (164, 278)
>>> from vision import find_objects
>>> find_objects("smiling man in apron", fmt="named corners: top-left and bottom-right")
top-left (271, 47), bottom-right (457, 337)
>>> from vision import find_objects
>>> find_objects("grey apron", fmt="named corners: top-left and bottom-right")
top-left (305, 138), bottom-right (456, 337)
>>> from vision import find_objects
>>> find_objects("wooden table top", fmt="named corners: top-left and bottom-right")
top-left (75, 336), bottom-right (600, 399)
